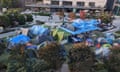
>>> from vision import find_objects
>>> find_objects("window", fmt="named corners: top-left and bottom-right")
top-left (36, 0), bottom-right (43, 1)
top-left (89, 2), bottom-right (95, 7)
top-left (51, 1), bottom-right (59, 5)
top-left (77, 2), bottom-right (85, 6)
top-left (116, 0), bottom-right (120, 4)
top-left (63, 1), bottom-right (72, 6)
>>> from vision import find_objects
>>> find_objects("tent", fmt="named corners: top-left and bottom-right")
top-left (105, 33), bottom-right (115, 40)
top-left (9, 34), bottom-right (30, 45)
top-left (95, 47), bottom-right (111, 59)
top-left (29, 25), bottom-right (48, 35)
top-left (102, 44), bottom-right (112, 48)
top-left (28, 25), bottom-right (49, 38)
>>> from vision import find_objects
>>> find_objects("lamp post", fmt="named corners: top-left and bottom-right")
top-left (63, 5), bottom-right (65, 25)
top-left (116, 6), bottom-right (120, 15)
top-left (60, 0), bottom-right (64, 25)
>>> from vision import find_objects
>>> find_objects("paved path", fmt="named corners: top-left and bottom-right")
top-left (0, 31), bottom-right (17, 38)
top-left (61, 64), bottom-right (70, 72)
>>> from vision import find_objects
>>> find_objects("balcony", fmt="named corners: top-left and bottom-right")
top-left (25, 4), bottom-right (105, 10)
top-left (116, 1), bottom-right (120, 4)
top-left (51, 1), bottom-right (59, 5)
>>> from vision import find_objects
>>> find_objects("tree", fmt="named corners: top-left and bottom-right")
top-left (25, 14), bottom-right (33, 22)
top-left (68, 43), bottom-right (94, 72)
top-left (6, 45), bottom-right (49, 72)
top-left (17, 14), bottom-right (26, 25)
top-left (0, 15), bottom-right (10, 28)
top-left (38, 42), bottom-right (66, 70)
top-left (0, 0), bottom-right (19, 8)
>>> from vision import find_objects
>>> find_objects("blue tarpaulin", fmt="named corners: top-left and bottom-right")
top-left (60, 19), bottom-right (100, 35)
top-left (9, 34), bottom-right (30, 45)
top-left (72, 19), bottom-right (85, 29)
top-left (87, 19), bottom-right (99, 25)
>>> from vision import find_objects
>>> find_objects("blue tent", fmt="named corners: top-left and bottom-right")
top-left (9, 34), bottom-right (30, 45)
top-left (105, 33), bottom-right (115, 45)
top-left (29, 25), bottom-right (48, 36)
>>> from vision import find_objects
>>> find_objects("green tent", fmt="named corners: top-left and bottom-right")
top-left (102, 44), bottom-right (112, 48)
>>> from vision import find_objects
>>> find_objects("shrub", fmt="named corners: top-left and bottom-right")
top-left (25, 14), bottom-right (33, 22)
top-left (0, 15), bottom-right (10, 28)
top-left (33, 12), bottom-right (50, 16)
top-left (6, 45), bottom-right (49, 72)
top-left (17, 14), bottom-right (26, 25)
top-left (115, 31), bottom-right (120, 34)
top-left (99, 13), bottom-right (111, 24)
top-left (0, 39), bottom-right (6, 55)
top-left (105, 47), bottom-right (120, 72)
top-left (69, 12), bottom-right (75, 19)
top-left (38, 42), bottom-right (66, 70)
top-left (68, 43), bottom-right (94, 72)
top-left (4, 9), bottom-right (26, 26)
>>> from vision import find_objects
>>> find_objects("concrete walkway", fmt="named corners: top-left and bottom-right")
top-left (60, 64), bottom-right (70, 72)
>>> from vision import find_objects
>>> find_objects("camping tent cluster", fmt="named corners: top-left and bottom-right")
top-left (7, 25), bottom-right (51, 50)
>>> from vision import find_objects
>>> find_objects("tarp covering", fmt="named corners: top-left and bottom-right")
top-left (72, 19), bottom-right (99, 29)
top-left (29, 25), bottom-right (48, 36)
top-left (9, 34), bottom-right (30, 45)
top-left (87, 19), bottom-right (99, 25)
top-left (72, 19), bottom-right (85, 29)
top-left (60, 19), bottom-right (100, 35)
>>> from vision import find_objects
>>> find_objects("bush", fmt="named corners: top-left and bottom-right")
top-left (36, 20), bottom-right (45, 25)
top-left (0, 15), bottom-right (11, 28)
top-left (104, 47), bottom-right (120, 72)
top-left (33, 12), bottom-right (50, 16)
top-left (0, 39), bottom-right (6, 55)
top-left (69, 12), bottom-right (75, 19)
top-left (115, 31), bottom-right (120, 34)
top-left (6, 45), bottom-right (49, 72)
top-left (0, 9), bottom-right (30, 27)
top-left (38, 42), bottom-right (66, 70)
top-left (4, 9), bottom-right (26, 26)
top-left (25, 14), bottom-right (33, 22)
top-left (68, 43), bottom-right (94, 72)
top-left (17, 14), bottom-right (26, 25)
top-left (99, 13), bottom-right (111, 24)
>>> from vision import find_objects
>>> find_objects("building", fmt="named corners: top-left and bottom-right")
top-left (105, 0), bottom-right (115, 11)
top-left (25, 0), bottom-right (107, 12)
top-left (113, 0), bottom-right (120, 15)
top-left (19, 0), bottom-right (36, 8)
